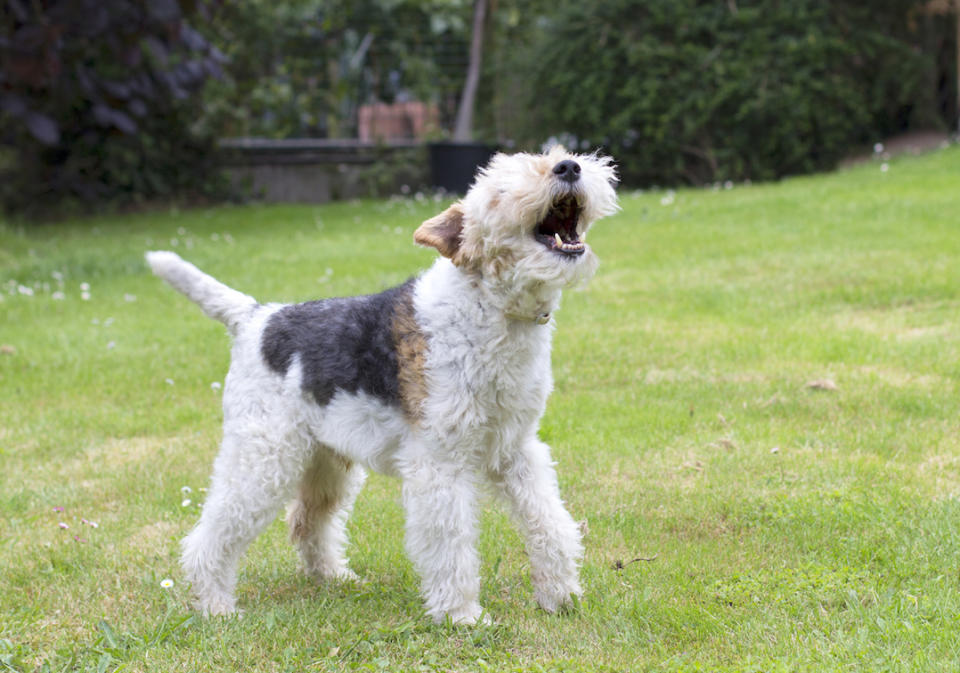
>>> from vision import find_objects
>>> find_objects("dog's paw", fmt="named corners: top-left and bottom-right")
top-left (304, 561), bottom-right (362, 584)
top-left (534, 583), bottom-right (582, 615)
top-left (197, 595), bottom-right (239, 617)
top-left (434, 603), bottom-right (490, 626)
top-left (321, 566), bottom-right (361, 583)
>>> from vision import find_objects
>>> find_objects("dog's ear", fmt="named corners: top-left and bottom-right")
top-left (414, 204), bottom-right (464, 259)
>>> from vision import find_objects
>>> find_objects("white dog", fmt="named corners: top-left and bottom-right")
top-left (147, 146), bottom-right (618, 624)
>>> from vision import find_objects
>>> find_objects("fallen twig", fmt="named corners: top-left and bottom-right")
top-left (612, 554), bottom-right (658, 570)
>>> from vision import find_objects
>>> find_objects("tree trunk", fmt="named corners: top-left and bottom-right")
top-left (453, 0), bottom-right (487, 142)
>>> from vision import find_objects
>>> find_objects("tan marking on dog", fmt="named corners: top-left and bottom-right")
top-left (392, 284), bottom-right (428, 422)
top-left (287, 451), bottom-right (354, 542)
top-left (414, 204), bottom-right (464, 259)
top-left (414, 203), bottom-right (487, 272)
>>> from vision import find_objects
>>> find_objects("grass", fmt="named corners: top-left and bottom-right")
top-left (1, 146), bottom-right (959, 672)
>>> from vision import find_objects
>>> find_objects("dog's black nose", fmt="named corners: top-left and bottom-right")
top-left (552, 160), bottom-right (581, 183)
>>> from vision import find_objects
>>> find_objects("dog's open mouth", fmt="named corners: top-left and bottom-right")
top-left (534, 195), bottom-right (585, 256)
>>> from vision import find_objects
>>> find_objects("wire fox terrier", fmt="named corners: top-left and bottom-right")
top-left (147, 146), bottom-right (619, 624)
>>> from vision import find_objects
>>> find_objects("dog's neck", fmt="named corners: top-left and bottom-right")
top-left (480, 271), bottom-right (563, 326)
top-left (498, 287), bottom-right (558, 325)
top-left (420, 259), bottom-right (561, 328)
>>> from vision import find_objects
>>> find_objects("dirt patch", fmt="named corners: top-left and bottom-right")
top-left (833, 302), bottom-right (957, 342)
top-left (854, 364), bottom-right (944, 389)
top-left (57, 434), bottom-right (213, 482)
top-left (84, 436), bottom-right (176, 468)
top-left (127, 519), bottom-right (181, 553)
top-left (642, 367), bottom-right (767, 385)
top-left (917, 452), bottom-right (960, 499)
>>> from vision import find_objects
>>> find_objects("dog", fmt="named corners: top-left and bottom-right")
top-left (147, 145), bottom-right (619, 624)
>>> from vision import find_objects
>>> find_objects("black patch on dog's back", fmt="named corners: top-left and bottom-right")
top-left (261, 280), bottom-right (415, 407)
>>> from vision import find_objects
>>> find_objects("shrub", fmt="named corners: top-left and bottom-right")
top-left (0, 0), bottom-right (225, 216)
top-left (511, 0), bottom-right (939, 185)
top-left (198, 0), bottom-right (472, 140)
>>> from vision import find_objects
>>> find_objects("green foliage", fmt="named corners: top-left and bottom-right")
top-left (199, 0), bottom-right (473, 139)
top-left (511, 0), bottom-right (939, 185)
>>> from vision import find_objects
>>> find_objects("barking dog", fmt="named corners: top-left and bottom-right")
top-left (147, 146), bottom-right (619, 624)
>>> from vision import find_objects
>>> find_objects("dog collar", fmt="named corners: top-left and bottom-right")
top-left (506, 310), bottom-right (551, 325)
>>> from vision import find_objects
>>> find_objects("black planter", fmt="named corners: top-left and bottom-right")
top-left (428, 141), bottom-right (496, 193)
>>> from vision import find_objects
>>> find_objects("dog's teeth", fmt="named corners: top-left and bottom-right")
top-left (554, 233), bottom-right (563, 247)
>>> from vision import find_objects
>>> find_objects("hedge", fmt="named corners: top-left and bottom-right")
top-left (511, 0), bottom-right (940, 185)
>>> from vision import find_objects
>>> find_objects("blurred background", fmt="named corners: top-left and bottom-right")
top-left (1, 0), bottom-right (957, 216)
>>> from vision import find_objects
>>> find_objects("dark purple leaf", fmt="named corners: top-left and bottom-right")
top-left (128, 99), bottom-right (147, 117)
top-left (157, 70), bottom-right (187, 98)
top-left (101, 80), bottom-right (132, 99)
top-left (91, 104), bottom-right (113, 127)
top-left (203, 60), bottom-right (224, 79)
top-left (132, 73), bottom-right (156, 99)
top-left (148, 0), bottom-right (181, 24)
top-left (25, 112), bottom-right (60, 145)
top-left (143, 37), bottom-right (170, 65)
top-left (0, 94), bottom-right (28, 117)
top-left (179, 25), bottom-right (208, 51)
top-left (181, 61), bottom-right (205, 85)
top-left (108, 109), bottom-right (137, 134)
top-left (91, 104), bottom-right (137, 134)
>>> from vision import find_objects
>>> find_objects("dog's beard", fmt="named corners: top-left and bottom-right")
top-left (511, 243), bottom-right (599, 289)
top-left (477, 244), bottom-right (597, 321)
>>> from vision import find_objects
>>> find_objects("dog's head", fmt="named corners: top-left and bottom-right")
top-left (415, 146), bottom-right (619, 290)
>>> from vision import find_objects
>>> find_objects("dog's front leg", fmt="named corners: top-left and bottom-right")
top-left (399, 454), bottom-right (484, 624)
top-left (493, 438), bottom-right (584, 614)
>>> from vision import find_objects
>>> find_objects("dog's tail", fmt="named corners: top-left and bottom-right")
top-left (146, 251), bottom-right (258, 336)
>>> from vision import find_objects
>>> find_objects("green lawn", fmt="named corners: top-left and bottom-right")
top-left (2, 146), bottom-right (959, 672)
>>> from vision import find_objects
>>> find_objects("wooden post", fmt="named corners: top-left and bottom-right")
top-left (453, 0), bottom-right (487, 142)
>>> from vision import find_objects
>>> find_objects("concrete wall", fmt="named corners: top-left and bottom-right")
top-left (220, 138), bottom-right (427, 203)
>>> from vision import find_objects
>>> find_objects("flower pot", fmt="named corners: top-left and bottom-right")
top-left (428, 141), bottom-right (496, 193)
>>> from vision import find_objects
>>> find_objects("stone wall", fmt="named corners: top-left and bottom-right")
top-left (220, 138), bottom-right (427, 203)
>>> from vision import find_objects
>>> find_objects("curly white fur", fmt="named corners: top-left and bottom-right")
top-left (147, 146), bottom-right (618, 624)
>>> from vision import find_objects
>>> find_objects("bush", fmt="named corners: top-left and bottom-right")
top-left (510, 0), bottom-right (939, 185)
top-left (0, 0), bottom-right (225, 216)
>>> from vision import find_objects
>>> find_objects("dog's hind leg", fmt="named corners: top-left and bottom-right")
top-left (180, 430), bottom-right (305, 616)
top-left (286, 447), bottom-right (366, 582)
